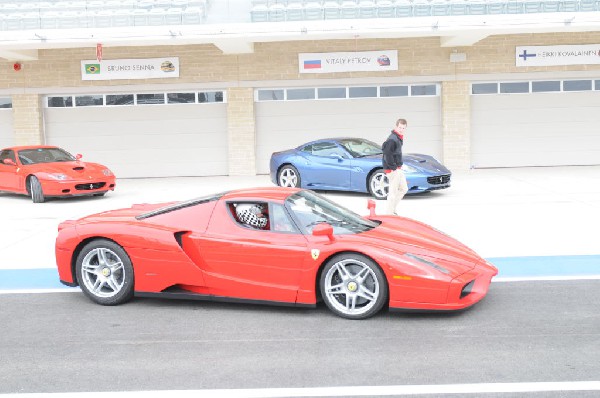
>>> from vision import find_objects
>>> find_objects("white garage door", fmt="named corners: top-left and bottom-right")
top-left (0, 106), bottom-right (13, 149)
top-left (256, 95), bottom-right (441, 174)
top-left (472, 90), bottom-right (600, 168)
top-left (45, 103), bottom-right (227, 178)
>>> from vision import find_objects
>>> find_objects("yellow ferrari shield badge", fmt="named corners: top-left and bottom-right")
top-left (311, 249), bottom-right (320, 260)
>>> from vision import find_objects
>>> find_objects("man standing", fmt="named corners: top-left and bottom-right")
top-left (382, 118), bottom-right (409, 215)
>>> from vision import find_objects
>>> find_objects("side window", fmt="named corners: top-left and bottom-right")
top-left (311, 142), bottom-right (346, 158)
top-left (271, 204), bottom-right (299, 233)
top-left (300, 144), bottom-right (313, 153)
top-left (230, 202), bottom-right (270, 230)
top-left (0, 150), bottom-right (16, 165)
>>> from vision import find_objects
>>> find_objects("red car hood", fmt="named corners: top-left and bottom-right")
top-left (26, 161), bottom-right (108, 177)
top-left (354, 216), bottom-right (492, 276)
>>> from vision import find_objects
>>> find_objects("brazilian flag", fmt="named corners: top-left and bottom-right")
top-left (85, 64), bottom-right (100, 74)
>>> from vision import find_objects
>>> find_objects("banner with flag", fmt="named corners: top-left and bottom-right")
top-left (299, 50), bottom-right (398, 74)
top-left (80, 57), bottom-right (179, 81)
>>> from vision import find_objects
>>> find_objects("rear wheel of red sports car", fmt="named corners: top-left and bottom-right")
top-left (29, 176), bottom-right (45, 203)
top-left (76, 239), bottom-right (134, 306)
top-left (368, 169), bottom-right (388, 200)
top-left (320, 253), bottom-right (388, 320)
top-left (277, 165), bottom-right (301, 188)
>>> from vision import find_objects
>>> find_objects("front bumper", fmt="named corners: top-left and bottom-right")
top-left (406, 173), bottom-right (451, 194)
top-left (389, 264), bottom-right (497, 312)
top-left (41, 177), bottom-right (116, 197)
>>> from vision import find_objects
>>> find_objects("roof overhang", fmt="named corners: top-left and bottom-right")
top-left (0, 12), bottom-right (599, 60)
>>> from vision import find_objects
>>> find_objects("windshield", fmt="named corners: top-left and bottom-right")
top-left (286, 190), bottom-right (378, 235)
top-left (18, 148), bottom-right (76, 165)
top-left (338, 138), bottom-right (383, 158)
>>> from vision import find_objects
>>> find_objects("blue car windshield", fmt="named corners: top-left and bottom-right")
top-left (286, 190), bottom-right (379, 235)
top-left (339, 138), bottom-right (383, 158)
top-left (18, 148), bottom-right (76, 165)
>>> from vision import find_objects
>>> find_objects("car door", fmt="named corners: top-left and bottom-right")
top-left (193, 201), bottom-right (310, 303)
top-left (0, 150), bottom-right (19, 191)
top-left (299, 141), bottom-right (352, 189)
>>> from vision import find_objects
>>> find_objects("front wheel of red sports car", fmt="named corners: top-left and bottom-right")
top-left (29, 176), bottom-right (45, 203)
top-left (320, 253), bottom-right (388, 320)
top-left (75, 239), bottom-right (134, 306)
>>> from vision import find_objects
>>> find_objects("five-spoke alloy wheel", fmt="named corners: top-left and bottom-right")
top-left (277, 165), bottom-right (301, 188)
top-left (368, 169), bottom-right (389, 200)
top-left (320, 253), bottom-right (387, 319)
top-left (76, 239), bottom-right (134, 305)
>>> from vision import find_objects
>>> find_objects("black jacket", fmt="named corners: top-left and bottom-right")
top-left (382, 130), bottom-right (403, 170)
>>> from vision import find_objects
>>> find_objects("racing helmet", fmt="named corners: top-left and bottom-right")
top-left (235, 204), bottom-right (268, 229)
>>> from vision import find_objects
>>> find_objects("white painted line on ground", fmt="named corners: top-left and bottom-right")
top-left (1, 381), bottom-right (599, 397)
top-left (493, 275), bottom-right (600, 282)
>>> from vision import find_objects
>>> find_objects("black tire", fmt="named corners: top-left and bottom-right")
top-left (93, 192), bottom-right (106, 197)
top-left (75, 239), bottom-right (134, 306)
top-left (319, 253), bottom-right (388, 320)
top-left (29, 176), bottom-right (45, 203)
top-left (277, 164), bottom-right (301, 188)
top-left (368, 169), bottom-right (388, 200)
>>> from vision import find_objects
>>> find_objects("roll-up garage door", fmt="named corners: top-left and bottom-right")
top-left (472, 91), bottom-right (600, 168)
top-left (45, 103), bottom-right (228, 178)
top-left (255, 96), bottom-right (441, 174)
top-left (0, 109), bottom-right (13, 148)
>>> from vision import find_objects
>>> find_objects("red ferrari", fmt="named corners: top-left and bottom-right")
top-left (56, 187), bottom-right (497, 319)
top-left (0, 145), bottom-right (116, 203)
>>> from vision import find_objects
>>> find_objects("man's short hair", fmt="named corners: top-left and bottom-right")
top-left (396, 118), bottom-right (408, 127)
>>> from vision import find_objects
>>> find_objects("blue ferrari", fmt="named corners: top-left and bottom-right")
top-left (270, 138), bottom-right (451, 199)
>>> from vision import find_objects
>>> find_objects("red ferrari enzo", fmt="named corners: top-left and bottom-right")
top-left (56, 187), bottom-right (497, 319)
top-left (0, 145), bottom-right (116, 203)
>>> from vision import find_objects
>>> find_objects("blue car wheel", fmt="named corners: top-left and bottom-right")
top-left (277, 165), bottom-right (301, 188)
top-left (368, 170), bottom-right (388, 200)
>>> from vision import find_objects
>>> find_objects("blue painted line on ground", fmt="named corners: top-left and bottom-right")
top-left (487, 255), bottom-right (600, 278)
top-left (0, 255), bottom-right (599, 290)
top-left (0, 268), bottom-right (68, 290)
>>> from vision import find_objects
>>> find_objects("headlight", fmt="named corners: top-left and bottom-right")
top-left (401, 164), bottom-right (418, 173)
top-left (48, 173), bottom-right (68, 180)
top-left (102, 169), bottom-right (113, 176)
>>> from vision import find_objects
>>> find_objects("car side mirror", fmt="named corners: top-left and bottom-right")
top-left (76, 154), bottom-right (83, 160)
top-left (312, 223), bottom-right (335, 242)
top-left (330, 153), bottom-right (344, 161)
top-left (2, 158), bottom-right (16, 166)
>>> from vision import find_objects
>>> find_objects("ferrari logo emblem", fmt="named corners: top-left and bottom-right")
top-left (311, 249), bottom-right (320, 260)
top-left (347, 281), bottom-right (358, 292)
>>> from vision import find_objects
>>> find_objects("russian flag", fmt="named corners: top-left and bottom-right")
top-left (304, 59), bottom-right (321, 69)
